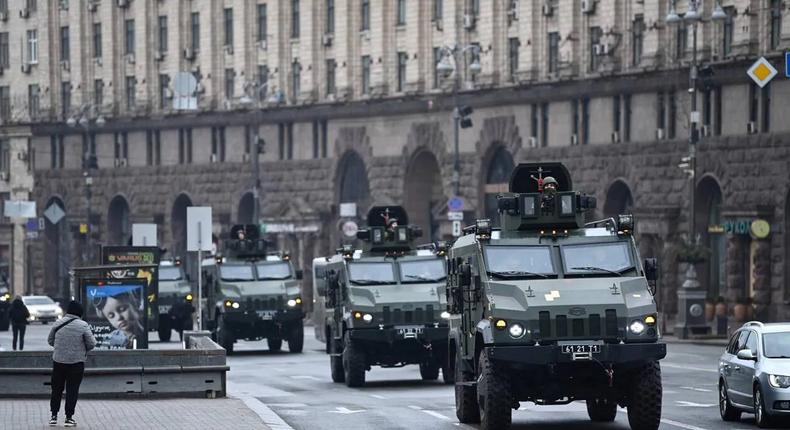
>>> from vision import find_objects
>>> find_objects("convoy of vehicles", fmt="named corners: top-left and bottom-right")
top-left (446, 163), bottom-right (666, 430)
top-left (202, 225), bottom-right (304, 354)
top-left (316, 206), bottom-right (451, 387)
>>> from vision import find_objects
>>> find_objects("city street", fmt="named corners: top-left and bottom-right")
top-left (0, 323), bottom-right (771, 430)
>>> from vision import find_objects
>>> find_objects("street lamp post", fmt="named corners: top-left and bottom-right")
top-left (436, 44), bottom-right (481, 197)
top-left (241, 80), bottom-right (279, 227)
top-left (667, 0), bottom-right (726, 338)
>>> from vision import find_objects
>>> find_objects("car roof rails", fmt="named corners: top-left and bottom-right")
top-left (743, 321), bottom-right (765, 328)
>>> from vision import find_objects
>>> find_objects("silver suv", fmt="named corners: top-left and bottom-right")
top-left (719, 321), bottom-right (790, 428)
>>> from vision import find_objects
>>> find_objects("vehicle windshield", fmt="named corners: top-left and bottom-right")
top-left (348, 262), bottom-right (396, 285)
top-left (562, 242), bottom-right (634, 275)
top-left (400, 259), bottom-right (446, 283)
top-left (763, 332), bottom-right (790, 358)
top-left (219, 264), bottom-right (255, 281)
top-left (158, 267), bottom-right (183, 281)
top-left (24, 297), bottom-right (55, 305)
top-left (256, 262), bottom-right (292, 280)
top-left (484, 246), bottom-right (555, 277)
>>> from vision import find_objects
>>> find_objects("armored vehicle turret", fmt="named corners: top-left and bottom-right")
top-left (201, 225), bottom-right (304, 354)
top-left (447, 163), bottom-right (665, 430)
top-left (317, 206), bottom-right (452, 387)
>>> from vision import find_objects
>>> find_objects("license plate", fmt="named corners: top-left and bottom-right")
top-left (560, 344), bottom-right (601, 354)
top-left (256, 310), bottom-right (275, 320)
top-left (158, 305), bottom-right (171, 314)
top-left (395, 326), bottom-right (423, 337)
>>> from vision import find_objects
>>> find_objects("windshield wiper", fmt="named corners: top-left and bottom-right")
top-left (259, 276), bottom-right (291, 280)
top-left (221, 278), bottom-right (255, 282)
top-left (350, 279), bottom-right (394, 285)
top-left (488, 270), bottom-right (548, 279)
top-left (403, 274), bottom-right (446, 282)
top-left (570, 266), bottom-right (623, 277)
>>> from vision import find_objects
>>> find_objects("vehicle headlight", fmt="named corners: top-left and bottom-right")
top-left (769, 374), bottom-right (790, 389)
top-left (440, 311), bottom-right (451, 319)
top-left (231, 302), bottom-right (240, 309)
top-left (287, 299), bottom-right (297, 307)
top-left (362, 313), bottom-right (373, 323)
top-left (185, 293), bottom-right (193, 301)
top-left (629, 320), bottom-right (646, 335)
top-left (0, 294), bottom-right (8, 302)
top-left (508, 323), bottom-right (525, 339)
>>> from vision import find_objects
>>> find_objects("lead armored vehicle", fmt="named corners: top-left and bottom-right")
top-left (319, 206), bottom-right (451, 387)
top-left (156, 259), bottom-right (194, 341)
top-left (202, 225), bottom-right (304, 354)
top-left (447, 163), bottom-right (666, 430)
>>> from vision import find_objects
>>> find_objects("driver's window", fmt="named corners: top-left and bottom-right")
top-left (745, 331), bottom-right (759, 355)
top-left (736, 330), bottom-right (751, 352)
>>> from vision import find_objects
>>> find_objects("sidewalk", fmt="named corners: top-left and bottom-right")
top-left (0, 397), bottom-right (271, 429)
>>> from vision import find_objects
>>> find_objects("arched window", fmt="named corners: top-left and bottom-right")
top-left (483, 147), bottom-right (514, 226)
top-left (603, 180), bottom-right (634, 218)
top-left (107, 196), bottom-right (131, 245)
top-left (238, 192), bottom-right (255, 224)
top-left (695, 177), bottom-right (725, 300)
top-left (171, 194), bottom-right (193, 260)
top-left (404, 151), bottom-right (443, 241)
top-left (338, 151), bottom-right (370, 209)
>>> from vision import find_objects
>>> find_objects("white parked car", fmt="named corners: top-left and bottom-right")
top-left (22, 296), bottom-right (63, 324)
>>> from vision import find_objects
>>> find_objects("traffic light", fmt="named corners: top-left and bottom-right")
top-left (458, 105), bottom-right (474, 129)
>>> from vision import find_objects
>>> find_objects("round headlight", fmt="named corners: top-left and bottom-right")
top-left (508, 323), bottom-right (525, 339)
top-left (362, 313), bottom-right (373, 322)
top-left (440, 311), bottom-right (451, 319)
top-left (629, 320), bottom-right (646, 335)
top-left (287, 299), bottom-right (297, 307)
top-left (231, 302), bottom-right (240, 309)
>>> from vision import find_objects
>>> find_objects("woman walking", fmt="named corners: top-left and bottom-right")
top-left (47, 301), bottom-right (96, 427)
top-left (9, 296), bottom-right (30, 351)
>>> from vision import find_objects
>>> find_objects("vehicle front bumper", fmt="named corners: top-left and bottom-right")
top-left (487, 342), bottom-right (667, 365)
top-left (762, 384), bottom-right (790, 415)
top-left (222, 308), bottom-right (304, 325)
top-left (348, 326), bottom-right (449, 344)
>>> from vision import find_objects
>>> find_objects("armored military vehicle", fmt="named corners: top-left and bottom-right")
top-left (156, 259), bottom-right (194, 341)
top-left (202, 225), bottom-right (304, 354)
top-left (318, 206), bottom-right (451, 387)
top-left (447, 163), bottom-right (665, 430)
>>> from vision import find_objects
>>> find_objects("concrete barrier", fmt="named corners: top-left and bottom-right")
top-left (0, 334), bottom-right (228, 398)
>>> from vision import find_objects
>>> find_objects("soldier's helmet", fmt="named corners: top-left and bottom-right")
top-left (543, 176), bottom-right (559, 189)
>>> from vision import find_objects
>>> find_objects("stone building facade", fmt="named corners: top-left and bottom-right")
top-left (0, 0), bottom-right (789, 324)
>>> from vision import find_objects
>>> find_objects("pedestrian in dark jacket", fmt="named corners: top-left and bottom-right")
top-left (9, 296), bottom-right (30, 351)
top-left (47, 301), bottom-right (96, 428)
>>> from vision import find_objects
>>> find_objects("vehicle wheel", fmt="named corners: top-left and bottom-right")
top-left (158, 318), bottom-right (172, 342)
top-left (330, 333), bottom-right (345, 383)
top-left (455, 353), bottom-right (480, 423)
top-left (420, 362), bottom-right (440, 381)
top-left (586, 398), bottom-right (617, 422)
top-left (342, 334), bottom-right (366, 387)
top-left (267, 338), bottom-right (283, 352)
top-left (755, 386), bottom-right (774, 428)
top-left (626, 361), bottom-right (662, 430)
top-left (719, 380), bottom-right (741, 422)
top-left (217, 316), bottom-right (234, 354)
top-left (442, 361), bottom-right (454, 385)
top-left (325, 326), bottom-right (331, 354)
top-left (287, 322), bottom-right (304, 353)
top-left (477, 351), bottom-right (512, 430)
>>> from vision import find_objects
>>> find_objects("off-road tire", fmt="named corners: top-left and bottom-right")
top-left (455, 353), bottom-right (480, 423)
top-left (719, 380), bottom-right (741, 422)
top-left (442, 362), bottom-right (454, 385)
top-left (158, 318), bottom-right (172, 342)
top-left (267, 337), bottom-right (283, 352)
top-left (587, 398), bottom-right (617, 422)
top-left (755, 386), bottom-right (774, 428)
top-left (287, 322), bottom-right (304, 353)
top-left (217, 316), bottom-right (234, 354)
top-left (477, 351), bottom-right (512, 430)
top-left (330, 334), bottom-right (345, 383)
top-left (626, 361), bottom-right (662, 430)
top-left (420, 362), bottom-right (440, 381)
top-left (342, 334), bottom-right (366, 387)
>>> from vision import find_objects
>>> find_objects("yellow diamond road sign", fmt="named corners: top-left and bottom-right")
top-left (747, 57), bottom-right (778, 88)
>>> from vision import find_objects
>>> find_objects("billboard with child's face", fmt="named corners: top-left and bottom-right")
top-left (82, 279), bottom-right (148, 349)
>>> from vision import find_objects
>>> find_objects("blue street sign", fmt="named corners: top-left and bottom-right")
top-left (786, 52), bottom-right (790, 77)
top-left (448, 196), bottom-right (465, 212)
top-left (26, 218), bottom-right (38, 232)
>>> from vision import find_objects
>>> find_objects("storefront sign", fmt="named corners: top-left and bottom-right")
top-left (708, 219), bottom-right (770, 238)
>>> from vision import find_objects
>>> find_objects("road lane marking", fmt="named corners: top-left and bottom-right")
top-left (408, 405), bottom-right (423, 410)
top-left (329, 407), bottom-right (365, 414)
top-left (290, 375), bottom-right (321, 381)
top-left (662, 363), bottom-right (718, 373)
top-left (422, 410), bottom-right (452, 421)
top-left (676, 401), bottom-right (716, 408)
top-left (237, 395), bottom-right (296, 430)
top-left (369, 394), bottom-right (388, 399)
top-left (660, 418), bottom-right (709, 430)
top-left (680, 386), bottom-right (713, 393)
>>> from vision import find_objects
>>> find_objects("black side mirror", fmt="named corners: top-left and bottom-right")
top-left (295, 269), bottom-right (304, 280)
top-left (644, 258), bottom-right (658, 295)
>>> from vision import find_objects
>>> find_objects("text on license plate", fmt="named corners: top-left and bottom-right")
top-left (256, 310), bottom-right (275, 320)
top-left (158, 305), bottom-right (171, 314)
top-left (561, 344), bottom-right (601, 354)
top-left (396, 326), bottom-right (423, 336)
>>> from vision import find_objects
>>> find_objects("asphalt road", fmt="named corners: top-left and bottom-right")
top-left (2, 323), bottom-right (772, 430)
